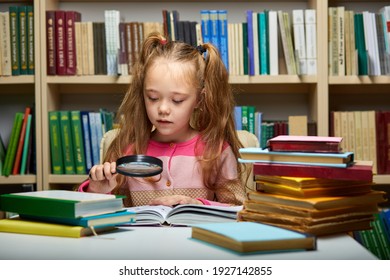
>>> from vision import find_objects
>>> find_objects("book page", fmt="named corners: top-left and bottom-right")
top-left (125, 205), bottom-right (173, 225)
top-left (12, 190), bottom-right (116, 201)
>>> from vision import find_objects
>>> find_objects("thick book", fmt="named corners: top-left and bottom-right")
top-left (239, 148), bottom-right (354, 168)
top-left (0, 218), bottom-right (116, 238)
top-left (252, 161), bottom-right (373, 182)
top-left (246, 190), bottom-right (386, 210)
top-left (20, 210), bottom-right (135, 228)
top-left (267, 135), bottom-right (343, 153)
top-left (191, 221), bottom-right (316, 253)
top-left (0, 190), bottom-right (124, 219)
top-left (124, 204), bottom-right (242, 226)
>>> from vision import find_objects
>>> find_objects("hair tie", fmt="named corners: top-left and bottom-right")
top-left (160, 39), bottom-right (167, 45)
top-left (196, 45), bottom-right (206, 55)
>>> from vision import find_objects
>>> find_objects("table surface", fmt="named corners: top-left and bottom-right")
top-left (0, 226), bottom-right (377, 260)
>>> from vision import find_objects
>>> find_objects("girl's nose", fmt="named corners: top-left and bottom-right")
top-left (158, 100), bottom-right (170, 115)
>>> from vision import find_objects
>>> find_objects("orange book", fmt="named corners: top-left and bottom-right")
top-left (12, 107), bottom-right (31, 175)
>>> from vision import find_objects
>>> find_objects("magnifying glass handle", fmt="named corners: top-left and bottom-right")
top-left (88, 170), bottom-right (117, 179)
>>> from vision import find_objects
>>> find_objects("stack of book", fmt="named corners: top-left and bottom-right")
top-left (238, 135), bottom-right (387, 236)
top-left (0, 190), bottom-right (135, 238)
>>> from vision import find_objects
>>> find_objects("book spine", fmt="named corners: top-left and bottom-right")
top-left (118, 22), bottom-right (128, 76)
top-left (59, 111), bottom-right (76, 174)
top-left (12, 107), bottom-right (31, 175)
top-left (49, 111), bottom-right (64, 174)
top-left (81, 22), bottom-right (89, 75)
top-left (2, 113), bottom-right (24, 176)
top-left (218, 10), bottom-right (228, 71)
top-left (248, 106), bottom-right (255, 134)
top-left (27, 5), bottom-right (34, 75)
top-left (268, 11), bottom-right (278, 75)
top-left (70, 111), bottom-right (87, 175)
top-left (1, 12), bottom-right (12, 76)
top-left (234, 106), bottom-right (242, 130)
top-left (246, 10), bottom-right (255, 76)
top-left (87, 21), bottom-right (95, 75)
top-left (65, 11), bottom-right (81, 75)
top-left (9, 6), bottom-right (20, 75)
top-left (74, 21), bottom-right (83, 75)
top-left (55, 10), bottom-right (67, 75)
top-left (292, 9), bottom-right (307, 75)
top-left (20, 114), bottom-right (32, 175)
top-left (89, 112), bottom-right (99, 166)
top-left (200, 10), bottom-right (211, 43)
top-left (80, 111), bottom-right (93, 173)
top-left (18, 6), bottom-right (28, 75)
top-left (259, 12), bottom-right (268, 75)
top-left (46, 11), bottom-right (56, 75)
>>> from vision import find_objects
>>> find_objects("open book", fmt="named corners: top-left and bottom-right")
top-left (124, 204), bottom-right (243, 226)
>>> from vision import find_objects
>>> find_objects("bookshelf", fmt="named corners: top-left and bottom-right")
top-left (1, 0), bottom-right (389, 191)
top-left (0, 0), bottom-right (42, 189)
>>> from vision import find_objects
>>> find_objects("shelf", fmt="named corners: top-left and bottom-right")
top-left (374, 175), bottom-right (390, 185)
top-left (0, 175), bottom-right (37, 185)
top-left (329, 76), bottom-right (390, 85)
top-left (49, 174), bottom-right (88, 185)
top-left (0, 76), bottom-right (35, 84)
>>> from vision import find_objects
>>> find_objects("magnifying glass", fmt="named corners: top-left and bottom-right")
top-left (115, 155), bottom-right (163, 177)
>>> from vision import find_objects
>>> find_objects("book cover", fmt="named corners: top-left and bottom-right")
top-left (246, 190), bottom-right (386, 210)
top-left (65, 11), bottom-right (81, 75)
top-left (239, 147), bottom-right (354, 168)
top-left (0, 218), bottom-right (116, 238)
top-left (267, 135), bottom-right (343, 153)
top-left (49, 111), bottom-right (64, 174)
top-left (20, 210), bottom-right (135, 228)
top-left (191, 222), bottom-right (316, 253)
top-left (0, 190), bottom-right (124, 219)
top-left (2, 113), bottom-right (23, 176)
top-left (46, 10), bottom-right (56, 75)
top-left (70, 111), bottom-right (86, 174)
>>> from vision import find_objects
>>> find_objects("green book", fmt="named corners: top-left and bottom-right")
top-left (59, 110), bottom-right (76, 174)
top-left (354, 13), bottom-right (368, 75)
top-left (9, 6), bottom-right (20, 75)
top-left (192, 222), bottom-right (316, 253)
top-left (18, 5), bottom-right (28, 75)
top-left (27, 5), bottom-right (34, 75)
top-left (70, 111), bottom-right (86, 174)
top-left (242, 22), bottom-right (248, 75)
top-left (2, 112), bottom-right (23, 176)
top-left (48, 111), bottom-right (64, 174)
top-left (0, 190), bottom-right (124, 219)
top-left (19, 114), bottom-right (32, 175)
top-left (241, 105), bottom-right (249, 131)
top-left (0, 133), bottom-right (6, 176)
top-left (248, 106), bottom-right (255, 134)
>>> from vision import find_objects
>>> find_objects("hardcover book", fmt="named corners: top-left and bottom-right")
top-left (253, 160), bottom-right (373, 182)
top-left (191, 221), bottom-right (316, 253)
top-left (46, 10), bottom-right (56, 75)
top-left (239, 147), bottom-right (354, 168)
top-left (0, 190), bottom-right (124, 219)
top-left (267, 135), bottom-right (343, 153)
top-left (0, 218), bottom-right (116, 238)
top-left (125, 204), bottom-right (242, 226)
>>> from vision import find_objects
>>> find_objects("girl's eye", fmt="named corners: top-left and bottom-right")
top-left (173, 99), bottom-right (184, 104)
top-left (148, 96), bottom-right (158, 102)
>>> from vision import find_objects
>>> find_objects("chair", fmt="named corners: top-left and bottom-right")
top-left (100, 129), bottom-right (259, 189)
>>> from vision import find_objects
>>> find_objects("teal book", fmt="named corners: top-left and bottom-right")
top-left (20, 210), bottom-right (135, 228)
top-left (191, 222), bottom-right (316, 253)
top-left (239, 148), bottom-right (354, 167)
top-left (0, 190), bottom-right (124, 219)
top-left (19, 114), bottom-right (32, 174)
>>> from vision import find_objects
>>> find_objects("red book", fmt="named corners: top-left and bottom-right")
top-left (65, 11), bottom-right (81, 75)
top-left (12, 107), bottom-right (31, 175)
top-left (46, 11), bottom-right (56, 75)
top-left (267, 135), bottom-right (343, 153)
top-left (253, 161), bottom-right (373, 182)
top-left (55, 10), bottom-right (66, 75)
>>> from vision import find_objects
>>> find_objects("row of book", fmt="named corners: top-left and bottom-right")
top-left (237, 135), bottom-right (386, 242)
top-left (329, 6), bottom-right (390, 76)
top-left (354, 209), bottom-right (390, 259)
top-left (0, 6), bottom-right (34, 76)
top-left (1, 107), bottom-right (36, 176)
top-left (49, 109), bottom-right (115, 175)
top-left (330, 110), bottom-right (390, 174)
top-left (0, 190), bottom-right (135, 238)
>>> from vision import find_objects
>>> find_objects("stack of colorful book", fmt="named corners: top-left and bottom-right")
top-left (0, 190), bottom-right (135, 238)
top-left (238, 135), bottom-right (386, 236)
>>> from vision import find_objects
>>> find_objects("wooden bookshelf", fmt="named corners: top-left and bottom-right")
top-left (1, 0), bottom-right (389, 191)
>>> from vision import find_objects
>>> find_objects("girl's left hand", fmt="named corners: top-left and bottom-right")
top-left (149, 195), bottom-right (202, 206)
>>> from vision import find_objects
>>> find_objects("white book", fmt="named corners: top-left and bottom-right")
top-left (337, 7), bottom-right (345, 76)
top-left (228, 23), bottom-right (234, 75)
top-left (268, 11), bottom-right (279, 75)
top-left (305, 9), bottom-right (317, 75)
top-left (0, 12), bottom-right (12, 76)
top-left (238, 23), bottom-right (244, 75)
top-left (87, 21), bottom-right (95, 75)
top-left (234, 23), bottom-right (240, 76)
top-left (74, 22), bottom-right (83, 75)
top-left (104, 10), bottom-right (120, 75)
top-left (292, 9), bottom-right (307, 75)
top-left (370, 13), bottom-right (381, 75)
top-left (252, 11), bottom-right (260, 75)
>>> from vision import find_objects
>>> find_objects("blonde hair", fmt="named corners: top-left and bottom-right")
top-left (106, 32), bottom-right (243, 190)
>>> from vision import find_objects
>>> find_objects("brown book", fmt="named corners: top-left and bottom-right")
top-left (55, 10), bottom-right (66, 75)
top-left (243, 200), bottom-right (379, 219)
top-left (130, 22), bottom-right (140, 70)
top-left (46, 10), bottom-right (56, 75)
top-left (246, 190), bottom-right (386, 210)
top-left (65, 11), bottom-right (81, 75)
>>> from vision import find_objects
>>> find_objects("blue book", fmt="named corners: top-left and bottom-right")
top-left (238, 148), bottom-right (354, 168)
top-left (200, 10), bottom-right (211, 44)
top-left (88, 112), bottom-right (99, 166)
top-left (191, 222), bottom-right (316, 253)
top-left (234, 106), bottom-right (242, 130)
top-left (246, 10), bottom-right (255, 75)
top-left (20, 210), bottom-right (135, 228)
top-left (80, 111), bottom-right (93, 173)
top-left (218, 10), bottom-right (229, 71)
top-left (209, 10), bottom-right (220, 50)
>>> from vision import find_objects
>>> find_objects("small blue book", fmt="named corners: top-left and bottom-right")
top-left (239, 148), bottom-right (354, 168)
top-left (191, 222), bottom-right (316, 253)
top-left (20, 210), bottom-right (135, 228)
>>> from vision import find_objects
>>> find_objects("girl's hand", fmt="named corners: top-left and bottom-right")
top-left (87, 162), bottom-right (118, 193)
top-left (149, 195), bottom-right (203, 206)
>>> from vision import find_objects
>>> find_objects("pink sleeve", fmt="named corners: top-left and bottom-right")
top-left (78, 180), bottom-right (90, 192)
top-left (196, 198), bottom-right (230, 207)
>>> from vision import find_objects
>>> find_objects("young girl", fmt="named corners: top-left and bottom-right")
top-left (79, 32), bottom-right (246, 207)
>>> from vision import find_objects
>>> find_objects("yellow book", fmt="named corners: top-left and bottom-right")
top-left (0, 218), bottom-right (116, 238)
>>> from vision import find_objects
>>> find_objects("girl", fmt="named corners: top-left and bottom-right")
top-left (79, 32), bottom-right (246, 207)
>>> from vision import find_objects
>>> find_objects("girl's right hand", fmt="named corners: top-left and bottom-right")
top-left (87, 162), bottom-right (118, 193)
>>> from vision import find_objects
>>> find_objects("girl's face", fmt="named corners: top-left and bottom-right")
top-left (144, 59), bottom-right (199, 143)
